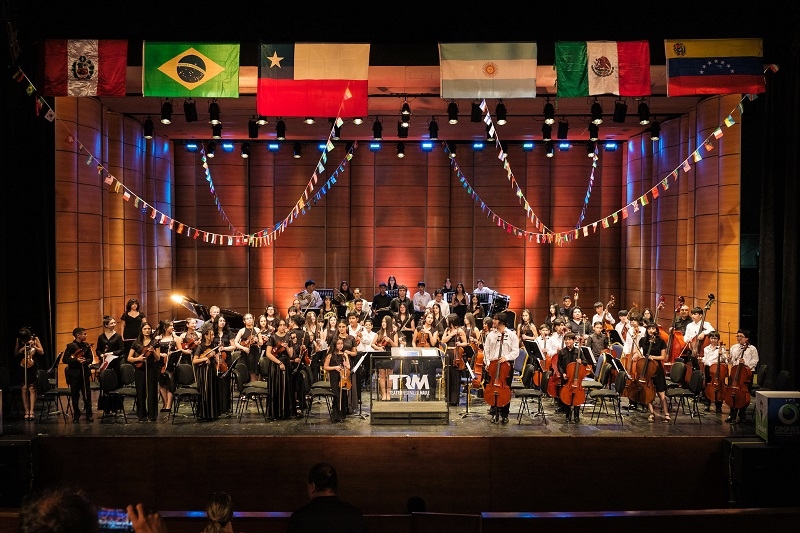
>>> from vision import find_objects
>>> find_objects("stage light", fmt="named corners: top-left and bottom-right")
top-left (447, 101), bottom-right (459, 124)
top-left (275, 119), bottom-right (286, 140)
top-left (650, 121), bottom-right (660, 141)
top-left (241, 141), bottom-right (250, 158)
top-left (591, 99), bottom-right (603, 125)
top-left (206, 141), bottom-right (215, 157)
top-left (557, 120), bottom-right (569, 139)
top-left (208, 100), bottom-right (221, 124)
top-left (303, 117), bottom-right (315, 125)
top-left (183, 99), bottom-right (197, 122)
top-left (256, 116), bottom-right (268, 126)
top-left (522, 141), bottom-right (534, 151)
top-left (428, 118), bottom-right (439, 140)
top-left (221, 141), bottom-right (234, 152)
top-left (400, 99), bottom-right (411, 126)
top-left (160, 100), bottom-right (173, 124)
top-left (185, 141), bottom-right (198, 152)
top-left (495, 100), bottom-right (507, 125)
top-left (397, 142), bottom-right (405, 158)
top-left (293, 142), bottom-right (302, 158)
top-left (588, 123), bottom-right (599, 141)
top-left (472, 141), bottom-right (485, 151)
top-left (542, 124), bottom-right (552, 141)
top-left (248, 118), bottom-right (259, 139)
top-left (143, 117), bottom-right (154, 139)
top-left (447, 141), bottom-right (457, 158)
top-left (471, 102), bottom-right (482, 122)
top-left (352, 117), bottom-right (364, 125)
top-left (638, 101), bottom-right (650, 125)
top-left (372, 118), bottom-right (383, 140)
top-left (397, 120), bottom-right (409, 138)
top-left (369, 142), bottom-right (381, 152)
top-left (211, 124), bottom-right (222, 139)
top-left (543, 100), bottom-right (555, 124)
top-left (545, 141), bottom-right (554, 158)
top-left (586, 141), bottom-right (596, 157)
top-left (267, 142), bottom-right (280, 152)
top-left (486, 124), bottom-right (495, 142)
top-left (333, 124), bottom-right (341, 140)
top-left (420, 141), bottom-right (434, 152)
top-left (613, 99), bottom-right (627, 123)
top-left (558, 142), bottom-right (571, 151)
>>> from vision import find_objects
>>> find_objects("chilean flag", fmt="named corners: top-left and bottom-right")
top-left (257, 43), bottom-right (369, 118)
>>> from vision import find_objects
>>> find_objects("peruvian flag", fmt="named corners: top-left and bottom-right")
top-left (41, 40), bottom-right (128, 97)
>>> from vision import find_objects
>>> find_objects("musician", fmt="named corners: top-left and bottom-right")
top-left (193, 327), bottom-right (222, 421)
top-left (371, 282), bottom-right (393, 325)
top-left (591, 302), bottom-right (615, 330)
top-left (211, 315), bottom-right (236, 416)
top-left (389, 285), bottom-right (413, 315)
top-left (683, 307), bottom-right (715, 366)
top-left (441, 313), bottom-right (468, 406)
top-left (546, 319), bottom-right (566, 359)
top-left (588, 321), bottom-right (611, 378)
top-left (558, 295), bottom-right (576, 320)
top-left (441, 277), bottom-right (455, 295)
top-left (394, 301), bottom-right (415, 346)
top-left (94, 316), bottom-right (124, 385)
top-left (614, 309), bottom-right (630, 341)
top-left (544, 302), bottom-right (560, 331)
top-left (336, 281), bottom-right (354, 304)
top-left (235, 313), bottom-right (261, 383)
top-left (323, 338), bottom-right (351, 422)
top-left (412, 282), bottom-right (432, 324)
top-left (482, 312), bottom-right (520, 424)
top-left (466, 294), bottom-right (485, 326)
top-left (516, 309), bottom-right (536, 346)
top-left (670, 304), bottom-right (692, 336)
top-left (351, 299), bottom-right (370, 325)
top-left (350, 288), bottom-right (371, 316)
top-left (179, 317), bottom-right (201, 365)
top-left (556, 332), bottom-right (584, 423)
top-left (534, 324), bottom-right (551, 357)
top-left (726, 329), bottom-right (759, 424)
top-left (61, 327), bottom-right (95, 423)
top-left (120, 297), bottom-right (146, 357)
top-left (356, 319), bottom-right (378, 390)
top-left (14, 327), bottom-right (44, 421)
top-left (426, 289), bottom-right (451, 319)
top-left (473, 279), bottom-right (492, 296)
top-left (346, 312), bottom-right (366, 397)
top-left (299, 280), bottom-right (323, 310)
top-left (263, 304), bottom-right (280, 334)
top-left (199, 305), bottom-right (220, 334)
top-left (566, 307), bottom-right (590, 343)
top-left (386, 275), bottom-right (400, 292)
top-left (463, 313), bottom-right (481, 357)
top-left (155, 320), bottom-right (182, 414)
top-left (302, 311), bottom-right (325, 383)
top-left (622, 316), bottom-right (645, 359)
top-left (635, 323), bottom-right (671, 422)
top-left (127, 322), bottom-right (159, 422)
top-left (701, 331), bottom-right (725, 414)
top-left (265, 318), bottom-right (297, 420)
top-left (319, 295), bottom-right (338, 318)
top-left (450, 283), bottom-right (469, 322)
top-left (413, 312), bottom-right (439, 400)
top-left (371, 315), bottom-right (398, 401)
top-left (429, 303), bottom-right (447, 336)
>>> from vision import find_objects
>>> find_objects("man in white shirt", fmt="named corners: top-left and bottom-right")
top-left (482, 312), bottom-right (520, 424)
top-left (426, 289), bottom-right (450, 318)
top-left (726, 328), bottom-right (759, 424)
top-left (622, 316), bottom-right (645, 358)
top-left (591, 301), bottom-right (615, 330)
top-left (473, 279), bottom-right (494, 306)
top-left (683, 307), bottom-right (715, 359)
top-left (412, 282), bottom-right (431, 322)
top-left (299, 280), bottom-right (323, 309)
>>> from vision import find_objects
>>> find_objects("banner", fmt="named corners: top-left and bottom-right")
top-left (439, 42), bottom-right (537, 99)
top-left (555, 41), bottom-right (651, 97)
top-left (665, 38), bottom-right (765, 96)
top-left (41, 40), bottom-right (127, 96)
top-left (143, 42), bottom-right (240, 97)
top-left (257, 43), bottom-right (369, 117)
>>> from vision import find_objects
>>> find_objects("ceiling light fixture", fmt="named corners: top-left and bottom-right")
top-left (293, 142), bottom-right (302, 158)
top-left (248, 118), bottom-right (259, 139)
top-left (206, 141), bottom-right (215, 158)
top-left (588, 123), bottom-right (599, 141)
top-left (447, 141), bottom-right (457, 159)
top-left (160, 100), bottom-right (173, 124)
top-left (557, 120), bottom-right (569, 139)
top-left (304, 117), bottom-right (315, 125)
top-left (545, 141), bottom-right (554, 158)
top-left (397, 121), bottom-right (409, 139)
top-left (372, 118), bottom-right (383, 140)
top-left (143, 117), bottom-right (154, 139)
top-left (650, 120), bottom-right (660, 141)
top-left (447, 101), bottom-right (459, 124)
top-left (241, 141), bottom-right (250, 158)
top-left (428, 117), bottom-right (439, 140)
top-left (396, 142), bottom-right (405, 158)
top-left (211, 123), bottom-right (222, 139)
top-left (275, 119), bottom-right (286, 140)
top-left (591, 99), bottom-right (603, 125)
top-left (613, 99), bottom-right (627, 123)
top-left (638, 101), bottom-right (651, 125)
top-left (352, 117), bottom-right (363, 125)
top-left (208, 100), bottom-right (220, 125)
top-left (470, 102), bottom-right (482, 122)
top-left (255, 116), bottom-right (268, 126)
top-left (587, 141), bottom-right (597, 157)
top-left (542, 124), bottom-right (552, 141)
top-left (495, 100), bottom-right (507, 125)
top-left (183, 99), bottom-right (197, 122)
top-left (543, 100), bottom-right (555, 125)
top-left (185, 141), bottom-right (199, 152)
top-left (400, 99), bottom-right (411, 126)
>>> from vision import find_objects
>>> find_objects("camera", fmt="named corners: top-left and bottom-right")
top-left (98, 508), bottom-right (134, 532)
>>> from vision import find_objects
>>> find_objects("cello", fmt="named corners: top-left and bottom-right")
top-left (666, 296), bottom-right (687, 364)
top-left (626, 336), bottom-right (658, 407)
top-left (483, 331), bottom-right (512, 421)
top-left (704, 341), bottom-right (729, 405)
top-left (470, 340), bottom-right (484, 389)
top-left (559, 354), bottom-right (588, 411)
top-left (723, 356), bottom-right (752, 413)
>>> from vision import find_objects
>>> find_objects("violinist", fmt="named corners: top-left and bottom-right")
top-left (516, 309), bottom-right (537, 346)
top-left (482, 312), bottom-right (520, 424)
top-left (429, 302), bottom-right (447, 336)
top-left (726, 329), bottom-right (759, 424)
top-left (394, 301), bottom-right (416, 347)
top-left (371, 315), bottom-right (398, 401)
top-left (544, 302), bottom-right (559, 331)
top-left (701, 331), bottom-right (725, 414)
top-left (634, 322), bottom-right (670, 422)
top-left (15, 327), bottom-right (44, 421)
top-left (235, 313), bottom-right (261, 384)
top-left (63, 327), bottom-right (95, 423)
top-left (323, 337), bottom-right (351, 422)
top-left (441, 313), bottom-right (468, 406)
top-left (128, 322), bottom-right (159, 422)
top-left (556, 332), bottom-right (583, 423)
top-left (534, 323), bottom-right (551, 358)
top-left (155, 320), bottom-right (182, 414)
top-left (346, 312), bottom-right (366, 397)
top-left (211, 315), bottom-right (236, 416)
top-left (179, 317), bottom-right (201, 365)
top-left (193, 327), bottom-right (222, 421)
top-left (426, 290), bottom-right (451, 321)
top-left (263, 304), bottom-right (280, 335)
top-left (466, 294), bottom-right (485, 326)
top-left (96, 316), bottom-right (125, 383)
top-left (265, 318), bottom-right (297, 420)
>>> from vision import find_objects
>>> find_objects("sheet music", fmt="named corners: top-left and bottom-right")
top-left (98, 354), bottom-right (119, 372)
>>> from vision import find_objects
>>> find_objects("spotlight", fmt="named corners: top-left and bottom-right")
top-left (304, 117), bottom-right (315, 125)
top-left (241, 141), bottom-right (250, 158)
top-left (275, 119), bottom-right (286, 140)
top-left (211, 124), bottom-right (222, 139)
top-left (447, 141), bottom-right (457, 158)
top-left (613, 100), bottom-right (627, 123)
top-left (255, 116), bottom-right (268, 126)
top-left (400, 114), bottom-right (410, 128)
top-left (557, 120), bottom-right (569, 140)
top-left (183, 99), bottom-right (197, 122)
top-left (352, 117), bottom-right (364, 125)
top-left (650, 121), bottom-right (660, 141)
top-left (428, 118), bottom-right (439, 140)
top-left (397, 142), bottom-right (405, 158)
top-left (160, 100), bottom-right (173, 124)
top-left (447, 101), bottom-right (459, 124)
top-left (143, 117), bottom-right (154, 139)
top-left (495, 100), bottom-right (507, 125)
top-left (638, 101), bottom-right (650, 125)
top-left (588, 123), bottom-right (599, 141)
top-left (206, 141), bottom-right (215, 158)
top-left (293, 142), bottom-right (302, 158)
top-left (591, 100), bottom-right (603, 125)
top-left (372, 118), bottom-right (383, 140)
top-left (603, 142), bottom-right (618, 152)
top-left (545, 141), bottom-right (554, 158)
top-left (587, 141), bottom-right (596, 157)
top-left (558, 142), bottom-right (571, 151)
top-left (222, 141), bottom-right (234, 152)
top-left (400, 99), bottom-right (411, 118)
top-left (486, 124), bottom-right (495, 142)
top-left (208, 100), bottom-right (220, 125)
top-left (543, 100), bottom-right (555, 124)
top-left (471, 102), bottom-right (482, 122)
top-left (248, 118), bottom-right (259, 139)
top-left (542, 124), bottom-right (552, 141)
top-left (397, 121), bottom-right (408, 139)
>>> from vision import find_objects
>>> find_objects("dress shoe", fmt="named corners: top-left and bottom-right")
top-left (574, 416), bottom-right (580, 423)
top-left (86, 416), bottom-right (93, 422)
top-left (725, 416), bottom-right (735, 423)
top-left (501, 417), bottom-right (509, 424)
top-left (138, 416), bottom-right (148, 422)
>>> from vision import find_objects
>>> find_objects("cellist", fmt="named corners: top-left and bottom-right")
top-left (726, 329), bottom-right (759, 424)
top-left (633, 323), bottom-right (670, 422)
top-left (700, 331), bottom-right (726, 414)
top-left (482, 312), bottom-right (520, 424)
top-left (683, 307), bottom-right (715, 367)
top-left (557, 332), bottom-right (583, 423)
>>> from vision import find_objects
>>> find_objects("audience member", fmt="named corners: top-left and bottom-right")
top-left (287, 462), bottom-right (367, 533)
top-left (203, 492), bottom-right (234, 533)
top-left (19, 486), bottom-right (99, 533)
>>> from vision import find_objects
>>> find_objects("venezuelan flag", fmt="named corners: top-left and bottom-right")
top-left (665, 38), bottom-right (765, 96)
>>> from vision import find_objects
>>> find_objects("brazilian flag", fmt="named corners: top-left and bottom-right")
top-left (143, 42), bottom-right (240, 97)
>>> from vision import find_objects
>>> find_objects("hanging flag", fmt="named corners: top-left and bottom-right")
top-left (143, 42), bottom-right (240, 97)
top-left (257, 43), bottom-right (369, 117)
top-left (439, 42), bottom-right (538, 99)
top-left (665, 38), bottom-right (765, 96)
top-left (41, 40), bottom-right (127, 97)
top-left (555, 41), bottom-right (651, 97)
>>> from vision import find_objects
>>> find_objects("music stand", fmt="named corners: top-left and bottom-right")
top-left (349, 353), bottom-right (369, 420)
top-left (459, 360), bottom-right (482, 419)
top-left (607, 329), bottom-right (623, 345)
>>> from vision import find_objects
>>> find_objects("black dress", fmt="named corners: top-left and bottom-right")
top-left (120, 312), bottom-right (145, 355)
top-left (193, 344), bottom-right (221, 420)
top-left (266, 333), bottom-right (295, 419)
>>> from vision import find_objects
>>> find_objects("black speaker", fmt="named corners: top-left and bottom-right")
top-left (725, 437), bottom-right (800, 508)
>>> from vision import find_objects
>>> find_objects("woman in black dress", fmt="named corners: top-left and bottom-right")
top-left (96, 315), bottom-right (125, 384)
top-left (14, 327), bottom-right (44, 420)
top-left (450, 283), bottom-right (469, 322)
top-left (371, 315), bottom-right (398, 401)
top-left (265, 318), bottom-right (296, 419)
top-left (323, 337), bottom-right (351, 422)
top-left (120, 298), bottom-right (146, 358)
top-left (127, 322), bottom-right (159, 422)
top-left (192, 327), bottom-right (221, 421)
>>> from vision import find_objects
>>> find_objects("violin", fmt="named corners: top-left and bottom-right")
top-left (453, 344), bottom-right (466, 370)
top-left (300, 344), bottom-right (310, 366)
top-left (704, 342), bottom-right (729, 404)
top-left (339, 360), bottom-right (352, 390)
top-left (183, 337), bottom-right (198, 351)
top-left (134, 344), bottom-right (156, 369)
top-left (724, 357), bottom-right (752, 410)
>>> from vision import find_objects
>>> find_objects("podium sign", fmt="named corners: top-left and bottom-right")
top-left (755, 391), bottom-right (800, 444)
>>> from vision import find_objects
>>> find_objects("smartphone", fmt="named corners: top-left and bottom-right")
top-left (97, 507), bottom-right (134, 532)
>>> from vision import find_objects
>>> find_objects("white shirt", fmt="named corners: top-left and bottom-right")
top-left (300, 289), bottom-right (323, 309)
top-left (357, 330), bottom-right (377, 352)
top-left (426, 298), bottom-right (450, 318)
top-left (622, 325), bottom-right (645, 355)
top-left (483, 327), bottom-right (520, 363)
top-left (684, 319), bottom-right (715, 344)
top-left (729, 342), bottom-right (759, 371)
top-left (702, 344), bottom-right (724, 366)
top-left (592, 311), bottom-right (614, 327)
top-left (545, 332), bottom-right (564, 356)
top-left (412, 291), bottom-right (431, 313)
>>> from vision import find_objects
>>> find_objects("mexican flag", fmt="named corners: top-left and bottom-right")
top-left (555, 41), bottom-right (651, 97)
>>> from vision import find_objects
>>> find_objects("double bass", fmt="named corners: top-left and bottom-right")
top-left (683, 294), bottom-right (715, 386)
top-left (603, 295), bottom-right (616, 332)
top-left (483, 331), bottom-right (512, 420)
top-left (704, 342), bottom-right (729, 405)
